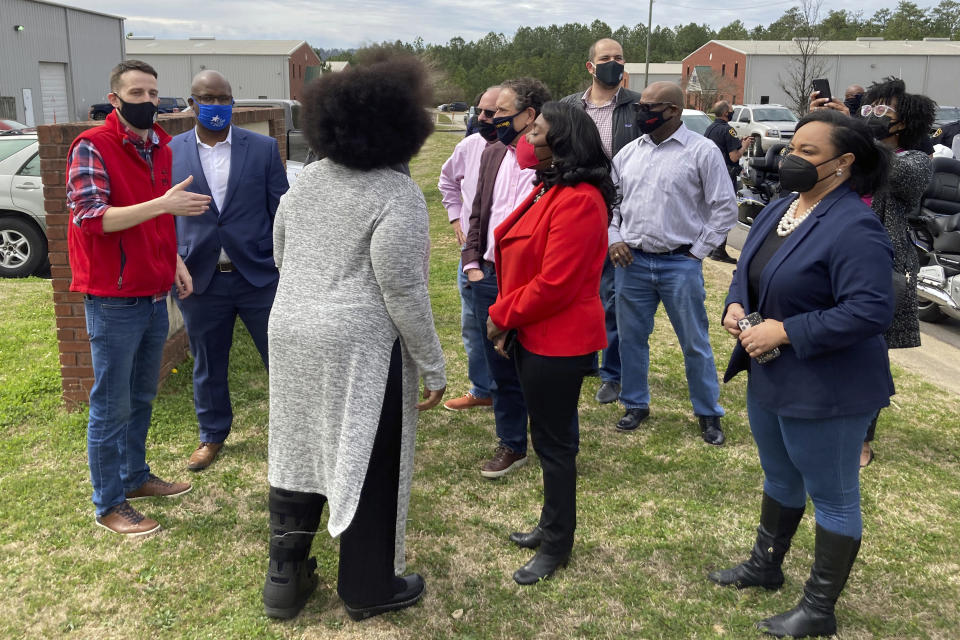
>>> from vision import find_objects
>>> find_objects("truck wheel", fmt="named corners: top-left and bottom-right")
top-left (917, 299), bottom-right (946, 323)
top-left (0, 216), bottom-right (47, 278)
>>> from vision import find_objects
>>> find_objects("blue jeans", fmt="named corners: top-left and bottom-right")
top-left (615, 250), bottom-right (723, 416)
top-left (468, 263), bottom-right (528, 454)
top-left (84, 295), bottom-right (168, 515)
top-left (748, 391), bottom-right (873, 538)
top-left (598, 256), bottom-right (621, 383)
top-left (458, 260), bottom-right (493, 399)
top-left (175, 272), bottom-right (274, 443)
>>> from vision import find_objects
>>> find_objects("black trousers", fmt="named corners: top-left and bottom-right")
top-left (336, 339), bottom-right (404, 606)
top-left (515, 343), bottom-right (593, 556)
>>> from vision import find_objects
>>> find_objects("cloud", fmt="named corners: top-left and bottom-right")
top-left (66, 0), bottom-right (912, 49)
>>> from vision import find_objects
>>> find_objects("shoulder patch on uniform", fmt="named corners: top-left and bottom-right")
top-left (933, 128), bottom-right (942, 138)
top-left (729, 127), bottom-right (738, 137)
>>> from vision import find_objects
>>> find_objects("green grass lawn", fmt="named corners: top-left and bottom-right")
top-left (1, 132), bottom-right (958, 639)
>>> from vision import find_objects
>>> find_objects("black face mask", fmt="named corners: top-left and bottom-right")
top-left (865, 114), bottom-right (896, 141)
top-left (635, 105), bottom-right (672, 134)
top-left (492, 112), bottom-right (525, 145)
top-left (778, 153), bottom-right (842, 193)
top-left (594, 60), bottom-right (624, 87)
top-left (477, 120), bottom-right (499, 143)
top-left (844, 94), bottom-right (863, 115)
top-left (116, 97), bottom-right (158, 130)
top-left (726, 111), bottom-right (735, 121)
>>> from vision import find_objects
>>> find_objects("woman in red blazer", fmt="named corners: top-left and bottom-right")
top-left (486, 101), bottom-right (616, 585)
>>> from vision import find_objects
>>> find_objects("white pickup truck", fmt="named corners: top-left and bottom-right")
top-left (730, 104), bottom-right (799, 154)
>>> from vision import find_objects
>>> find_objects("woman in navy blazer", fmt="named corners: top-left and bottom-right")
top-left (486, 102), bottom-right (613, 585)
top-left (709, 110), bottom-right (895, 639)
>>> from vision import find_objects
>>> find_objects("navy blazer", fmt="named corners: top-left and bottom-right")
top-left (171, 126), bottom-right (289, 295)
top-left (724, 185), bottom-right (896, 419)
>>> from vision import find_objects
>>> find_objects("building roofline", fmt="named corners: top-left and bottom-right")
top-left (32, 0), bottom-right (124, 21)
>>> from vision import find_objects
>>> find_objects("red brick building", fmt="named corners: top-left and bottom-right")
top-left (681, 42), bottom-right (746, 109)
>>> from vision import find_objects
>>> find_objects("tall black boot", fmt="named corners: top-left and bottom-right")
top-left (708, 493), bottom-right (805, 590)
top-left (262, 486), bottom-right (325, 619)
top-left (757, 524), bottom-right (862, 638)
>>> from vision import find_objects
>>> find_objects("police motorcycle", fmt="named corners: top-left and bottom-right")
top-left (913, 157), bottom-right (960, 323)
top-left (736, 143), bottom-right (787, 226)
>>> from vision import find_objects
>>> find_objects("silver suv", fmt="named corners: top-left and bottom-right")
top-left (0, 132), bottom-right (46, 278)
top-left (730, 104), bottom-right (798, 154)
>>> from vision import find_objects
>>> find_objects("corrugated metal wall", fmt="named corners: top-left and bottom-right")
top-left (131, 54), bottom-right (291, 100)
top-left (0, 0), bottom-right (123, 124)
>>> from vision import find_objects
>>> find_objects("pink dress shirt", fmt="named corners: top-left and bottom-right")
top-left (438, 133), bottom-right (489, 234)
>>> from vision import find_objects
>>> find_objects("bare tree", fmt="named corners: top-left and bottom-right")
top-left (777, 0), bottom-right (830, 115)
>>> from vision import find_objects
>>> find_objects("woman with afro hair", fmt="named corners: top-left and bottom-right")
top-left (261, 54), bottom-right (447, 622)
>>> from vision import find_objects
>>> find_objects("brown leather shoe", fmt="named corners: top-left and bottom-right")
top-left (480, 445), bottom-right (527, 478)
top-left (443, 393), bottom-right (493, 411)
top-left (187, 442), bottom-right (223, 471)
top-left (95, 501), bottom-right (161, 536)
top-left (126, 473), bottom-right (192, 500)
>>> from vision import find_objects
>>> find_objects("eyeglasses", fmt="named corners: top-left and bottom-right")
top-left (478, 108), bottom-right (496, 118)
top-left (861, 104), bottom-right (896, 118)
top-left (633, 101), bottom-right (676, 111)
top-left (192, 94), bottom-right (234, 106)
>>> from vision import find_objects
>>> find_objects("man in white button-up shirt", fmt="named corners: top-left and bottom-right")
top-left (608, 82), bottom-right (737, 444)
top-left (171, 70), bottom-right (289, 471)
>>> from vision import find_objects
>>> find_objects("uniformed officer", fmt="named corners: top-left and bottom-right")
top-left (704, 100), bottom-right (752, 264)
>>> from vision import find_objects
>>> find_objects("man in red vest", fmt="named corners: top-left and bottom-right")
top-left (66, 60), bottom-right (211, 536)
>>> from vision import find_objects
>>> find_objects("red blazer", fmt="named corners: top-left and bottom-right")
top-left (488, 182), bottom-right (608, 357)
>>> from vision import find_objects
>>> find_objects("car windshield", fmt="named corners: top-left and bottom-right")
top-left (0, 138), bottom-right (35, 162)
top-left (753, 108), bottom-right (797, 122)
top-left (936, 106), bottom-right (960, 123)
top-left (681, 113), bottom-right (712, 135)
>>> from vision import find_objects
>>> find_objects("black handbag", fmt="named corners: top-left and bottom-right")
top-left (892, 270), bottom-right (910, 307)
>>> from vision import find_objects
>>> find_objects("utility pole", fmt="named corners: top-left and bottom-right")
top-left (644, 0), bottom-right (654, 87)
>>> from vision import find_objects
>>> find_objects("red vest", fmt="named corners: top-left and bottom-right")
top-left (67, 111), bottom-right (176, 296)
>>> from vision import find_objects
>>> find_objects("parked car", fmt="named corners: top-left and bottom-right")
top-left (680, 109), bottom-right (713, 136)
top-left (0, 120), bottom-right (33, 132)
top-left (934, 106), bottom-right (960, 126)
top-left (441, 102), bottom-right (468, 112)
top-left (229, 99), bottom-right (308, 163)
top-left (729, 104), bottom-right (798, 154)
top-left (0, 132), bottom-right (46, 277)
top-left (88, 96), bottom-right (187, 120)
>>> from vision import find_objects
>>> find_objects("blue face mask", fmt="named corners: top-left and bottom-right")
top-left (193, 99), bottom-right (233, 131)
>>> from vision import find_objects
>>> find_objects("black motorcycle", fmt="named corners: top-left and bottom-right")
top-left (913, 157), bottom-right (960, 323)
top-left (736, 143), bottom-right (786, 226)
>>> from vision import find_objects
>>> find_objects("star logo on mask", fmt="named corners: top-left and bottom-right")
top-left (211, 115), bottom-right (224, 127)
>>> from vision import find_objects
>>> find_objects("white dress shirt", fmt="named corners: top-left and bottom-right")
top-left (195, 126), bottom-right (232, 263)
top-left (608, 123), bottom-right (737, 259)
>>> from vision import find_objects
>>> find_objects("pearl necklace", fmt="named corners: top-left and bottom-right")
top-left (776, 197), bottom-right (821, 237)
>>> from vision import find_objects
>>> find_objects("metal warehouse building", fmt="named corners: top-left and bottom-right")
top-left (124, 38), bottom-right (323, 101)
top-left (0, 0), bottom-right (124, 125)
top-left (682, 39), bottom-right (960, 109)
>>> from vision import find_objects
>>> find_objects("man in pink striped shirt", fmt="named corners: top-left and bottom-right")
top-left (438, 85), bottom-right (501, 413)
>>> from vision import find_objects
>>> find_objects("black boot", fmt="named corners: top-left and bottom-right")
top-left (708, 493), bottom-right (805, 590)
top-left (262, 486), bottom-right (325, 619)
top-left (513, 551), bottom-right (570, 585)
top-left (709, 244), bottom-right (737, 264)
top-left (509, 525), bottom-right (543, 549)
top-left (757, 524), bottom-right (862, 638)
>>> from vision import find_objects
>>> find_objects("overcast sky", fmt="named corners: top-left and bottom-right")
top-left (67, 0), bottom-right (923, 51)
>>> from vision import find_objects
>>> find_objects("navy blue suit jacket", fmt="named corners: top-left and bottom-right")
top-left (724, 185), bottom-right (896, 419)
top-left (171, 126), bottom-right (288, 295)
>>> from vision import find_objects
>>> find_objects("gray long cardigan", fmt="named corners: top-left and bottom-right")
top-left (267, 159), bottom-right (446, 573)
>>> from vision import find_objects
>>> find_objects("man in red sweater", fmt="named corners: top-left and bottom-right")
top-left (66, 60), bottom-right (211, 536)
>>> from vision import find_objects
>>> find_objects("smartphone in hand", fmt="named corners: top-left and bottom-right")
top-left (811, 78), bottom-right (831, 102)
top-left (737, 312), bottom-right (781, 364)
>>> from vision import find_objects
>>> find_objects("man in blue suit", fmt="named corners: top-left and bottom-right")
top-left (172, 70), bottom-right (289, 470)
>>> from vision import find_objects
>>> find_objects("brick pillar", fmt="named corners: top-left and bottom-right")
top-left (40, 108), bottom-right (286, 408)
